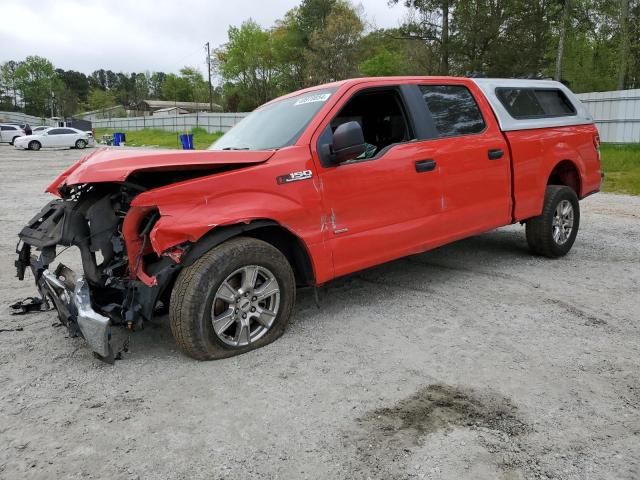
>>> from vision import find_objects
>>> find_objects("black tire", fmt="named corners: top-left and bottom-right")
top-left (10, 136), bottom-right (19, 145)
top-left (75, 139), bottom-right (86, 149)
top-left (169, 237), bottom-right (296, 360)
top-left (28, 141), bottom-right (41, 151)
top-left (526, 185), bottom-right (580, 258)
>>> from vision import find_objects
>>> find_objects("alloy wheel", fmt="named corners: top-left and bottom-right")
top-left (211, 265), bottom-right (280, 347)
top-left (552, 199), bottom-right (574, 245)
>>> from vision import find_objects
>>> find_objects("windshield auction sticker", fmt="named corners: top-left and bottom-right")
top-left (294, 93), bottom-right (331, 106)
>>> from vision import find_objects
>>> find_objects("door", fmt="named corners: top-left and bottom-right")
top-left (60, 128), bottom-right (80, 147)
top-left (1, 126), bottom-right (16, 142)
top-left (311, 85), bottom-right (443, 278)
top-left (43, 128), bottom-right (64, 147)
top-left (414, 83), bottom-right (512, 241)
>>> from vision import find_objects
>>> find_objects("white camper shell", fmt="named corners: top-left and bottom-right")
top-left (471, 78), bottom-right (594, 132)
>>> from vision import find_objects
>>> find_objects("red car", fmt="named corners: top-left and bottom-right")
top-left (16, 77), bottom-right (602, 362)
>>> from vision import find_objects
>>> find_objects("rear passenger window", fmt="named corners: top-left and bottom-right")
top-left (419, 85), bottom-right (485, 137)
top-left (496, 88), bottom-right (576, 119)
top-left (534, 90), bottom-right (576, 116)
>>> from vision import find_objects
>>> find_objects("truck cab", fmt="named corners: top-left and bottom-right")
top-left (16, 76), bottom-right (601, 361)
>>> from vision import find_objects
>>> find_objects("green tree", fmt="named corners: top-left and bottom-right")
top-left (304, 1), bottom-right (364, 83)
top-left (15, 56), bottom-right (58, 116)
top-left (216, 20), bottom-right (279, 110)
top-left (149, 72), bottom-right (167, 98)
top-left (272, 9), bottom-right (308, 91)
top-left (359, 49), bottom-right (405, 76)
top-left (296, 0), bottom-right (337, 42)
top-left (87, 87), bottom-right (116, 111)
top-left (162, 67), bottom-right (209, 103)
top-left (0, 60), bottom-right (20, 110)
top-left (391, 0), bottom-right (455, 75)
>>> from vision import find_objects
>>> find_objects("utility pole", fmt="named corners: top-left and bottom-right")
top-left (617, 0), bottom-right (630, 90)
top-left (205, 41), bottom-right (213, 112)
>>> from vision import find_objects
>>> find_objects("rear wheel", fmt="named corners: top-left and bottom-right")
top-left (526, 185), bottom-right (580, 258)
top-left (75, 139), bottom-right (87, 149)
top-left (28, 141), bottom-right (41, 151)
top-left (169, 237), bottom-right (296, 360)
top-left (10, 136), bottom-right (19, 145)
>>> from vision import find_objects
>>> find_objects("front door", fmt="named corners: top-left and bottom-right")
top-left (311, 86), bottom-right (443, 278)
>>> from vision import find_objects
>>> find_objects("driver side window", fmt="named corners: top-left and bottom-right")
top-left (328, 88), bottom-right (414, 161)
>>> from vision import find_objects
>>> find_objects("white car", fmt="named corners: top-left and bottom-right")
top-left (31, 126), bottom-right (51, 134)
top-left (0, 124), bottom-right (26, 145)
top-left (14, 127), bottom-right (94, 151)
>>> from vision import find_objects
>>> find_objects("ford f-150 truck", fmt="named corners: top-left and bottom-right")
top-left (15, 77), bottom-right (602, 362)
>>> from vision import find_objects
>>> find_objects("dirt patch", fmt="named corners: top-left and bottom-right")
top-left (341, 384), bottom-right (529, 479)
top-left (360, 384), bottom-right (527, 441)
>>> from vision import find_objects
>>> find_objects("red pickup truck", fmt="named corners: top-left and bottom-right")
top-left (16, 76), bottom-right (602, 362)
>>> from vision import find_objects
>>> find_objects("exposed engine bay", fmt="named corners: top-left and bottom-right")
top-left (15, 182), bottom-right (180, 362)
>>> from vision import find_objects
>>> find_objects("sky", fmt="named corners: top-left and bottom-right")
top-left (0, 0), bottom-right (409, 75)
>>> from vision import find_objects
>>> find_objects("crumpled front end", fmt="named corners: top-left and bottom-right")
top-left (15, 183), bottom-right (179, 362)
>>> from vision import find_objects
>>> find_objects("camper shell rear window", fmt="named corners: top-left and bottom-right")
top-left (496, 88), bottom-right (576, 119)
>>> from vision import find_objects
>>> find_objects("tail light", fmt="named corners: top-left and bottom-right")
top-left (593, 133), bottom-right (601, 161)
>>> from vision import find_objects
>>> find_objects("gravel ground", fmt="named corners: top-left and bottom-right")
top-left (0, 145), bottom-right (638, 480)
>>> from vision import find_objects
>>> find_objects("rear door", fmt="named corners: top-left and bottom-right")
top-left (44, 128), bottom-right (65, 147)
top-left (412, 81), bottom-right (512, 241)
top-left (59, 128), bottom-right (79, 147)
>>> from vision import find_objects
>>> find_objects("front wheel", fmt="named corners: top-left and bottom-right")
top-left (75, 139), bottom-right (87, 149)
top-left (169, 237), bottom-right (296, 360)
top-left (28, 141), bottom-right (41, 151)
top-left (526, 185), bottom-right (580, 258)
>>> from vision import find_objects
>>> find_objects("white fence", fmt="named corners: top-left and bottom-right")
top-left (92, 112), bottom-right (248, 133)
top-left (0, 111), bottom-right (55, 126)
top-left (577, 89), bottom-right (640, 143)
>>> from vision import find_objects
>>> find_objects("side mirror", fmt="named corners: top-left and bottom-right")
top-left (332, 121), bottom-right (365, 163)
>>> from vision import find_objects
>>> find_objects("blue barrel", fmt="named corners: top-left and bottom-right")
top-left (112, 132), bottom-right (125, 146)
top-left (180, 133), bottom-right (194, 150)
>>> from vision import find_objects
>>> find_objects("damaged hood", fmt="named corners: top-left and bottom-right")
top-left (47, 147), bottom-right (276, 193)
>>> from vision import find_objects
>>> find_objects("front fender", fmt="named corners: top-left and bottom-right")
top-left (127, 146), bottom-right (332, 281)
top-left (146, 191), bottom-right (312, 253)
top-left (129, 149), bottom-right (324, 252)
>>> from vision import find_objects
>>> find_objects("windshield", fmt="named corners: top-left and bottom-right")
top-left (209, 88), bottom-right (336, 151)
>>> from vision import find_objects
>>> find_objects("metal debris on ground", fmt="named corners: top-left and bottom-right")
top-left (9, 297), bottom-right (48, 315)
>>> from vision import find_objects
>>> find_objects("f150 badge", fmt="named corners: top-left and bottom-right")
top-left (277, 170), bottom-right (313, 184)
